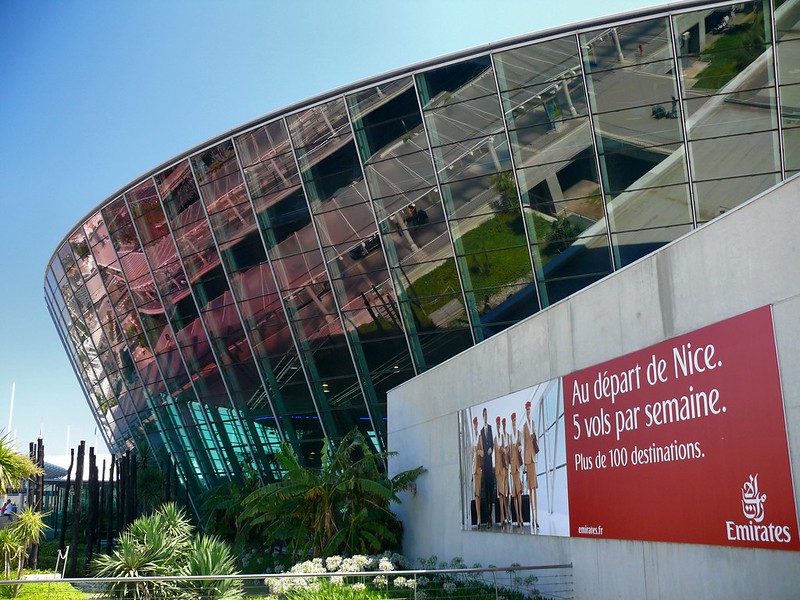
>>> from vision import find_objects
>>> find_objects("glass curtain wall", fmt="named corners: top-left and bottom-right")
top-left (45, 0), bottom-right (800, 504)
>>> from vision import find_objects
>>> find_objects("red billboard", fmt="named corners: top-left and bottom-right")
top-left (564, 306), bottom-right (799, 550)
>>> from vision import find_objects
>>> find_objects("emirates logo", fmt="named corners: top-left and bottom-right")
top-left (726, 473), bottom-right (791, 544)
top-left (741, 474), bottom-right (766, 523)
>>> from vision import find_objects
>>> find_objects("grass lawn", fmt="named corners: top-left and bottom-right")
top-left (0, 573), bottom-right (91, 599)
top-left (693, 16), bottom-right (765, 90)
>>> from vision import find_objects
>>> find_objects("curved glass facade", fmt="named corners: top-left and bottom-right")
top-left (45, 0), bottom-right (800, 505)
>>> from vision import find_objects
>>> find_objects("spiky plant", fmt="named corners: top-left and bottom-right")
top-left (91, 529), bottom-right (180, 600)
top-left (92, 502), bottom-right (241, 599)
top-left (182, 534), bottom-right (244, 600)
top-left (0, 528), bottom-right (21, 580)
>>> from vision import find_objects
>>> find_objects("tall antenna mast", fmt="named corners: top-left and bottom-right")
top-left (7, 382), bottom-right (15, 449)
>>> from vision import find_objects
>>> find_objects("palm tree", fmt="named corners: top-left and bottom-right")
top-left (237, 429), bottom-right (425, 560)
top-left (0, 436), bottom-right (42, 495)
top-left (9, 508), bottom-right (48, 598)
top-left (0, 529), bottom-right (20, 580)
top-left (0, 508), bottom-right (50, 598)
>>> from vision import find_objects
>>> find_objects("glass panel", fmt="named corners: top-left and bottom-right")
top-left (287, 102), bottom-right (350, 149)
top-left (313, 190), bottom-right (376, 247)
top-left (611, 223), bottom-right (693, 267)
top-left (450, 212), bottom-right (527, 255)
top-left (518, 155), bottom-right (601, 222)
top-left (348, 77), bottom-right (424, 160)
top-left (363, 150), bottom-right (436, 200)
top-left (495, 36), bottom-right (582, 91)
top-left (694, 172), bottom-right (780, 222)
top-left (684, 87), bottom-right (778, 139)
top-left (534, 232), bottom-right (613, 305)
top-left (688, 129), bottom-right (780, 181)
top-left (424, 95), bottom-right (506, 148)
top-left (416, 56), bottom-right (496, 109)
top-left (783, 120), bottom-right (800, 171)
top-left (606, 182), bottom-right (693, 232)
top-left (440, 172), bottom-right (515, 221)
top-left (600, 141), bottom-right (689, 194)
top-left (581, 17), bottom-right (673, 73)
top-left (252, 187), bottom-right (314, 257)
top-left (675, 2), bottom-right (773, 98)
top-left (414, 327), bottom-right (474, 368)
top-left (433, 137), bottom-right (512, 184)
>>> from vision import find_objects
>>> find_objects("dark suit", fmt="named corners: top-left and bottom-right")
top-left (480, 424), bottom-right (495, 524)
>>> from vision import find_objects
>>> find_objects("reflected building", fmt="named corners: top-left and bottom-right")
top-left (45, 0), bottom-right (800, 512)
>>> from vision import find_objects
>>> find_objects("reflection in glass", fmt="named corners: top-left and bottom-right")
top-left (44, 0), bottom-right (800, 508)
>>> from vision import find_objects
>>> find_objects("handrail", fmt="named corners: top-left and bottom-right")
top-left (4, 563), bottom-right (573, 585)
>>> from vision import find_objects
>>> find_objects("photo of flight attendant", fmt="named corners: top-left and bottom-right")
top-left (459, 377), bottom-right (569, 537)
top-left (479, 408), bottom-right (495, 527)
top-left (509, 412), bottom-right (523, 527)
top-left (523, 400), bottom-right (540, 528)
top-left (494, 415), bottom-right (508, 526)
top-left (472, 416), bottom-right (483, 528)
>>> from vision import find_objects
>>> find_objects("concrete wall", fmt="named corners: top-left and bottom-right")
top-left (387, 176), bottom-right (800, 599)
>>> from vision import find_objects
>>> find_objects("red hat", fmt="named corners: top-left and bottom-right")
top-left (495, 416), bottom-right (501, 423)
top-left (511, 412), bottom-right (517, 420)
top-left (473, 416), bottom-right (478, 425)
top-left (502, 417), bottom-right (506, 425)
top-left (525, 401), bottom-right (531, 409)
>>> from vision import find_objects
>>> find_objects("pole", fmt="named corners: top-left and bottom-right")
top-left (7, 383), bottom-right (14, 447)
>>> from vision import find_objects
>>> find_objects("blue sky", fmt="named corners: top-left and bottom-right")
top-left (0, 0), bottom-right (661, 458)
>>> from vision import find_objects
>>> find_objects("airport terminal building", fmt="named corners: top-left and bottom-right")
top-left (46, 0), bottom-right (800, 559)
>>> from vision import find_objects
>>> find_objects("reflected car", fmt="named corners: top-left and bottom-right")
top-left (348, 233), bottom-right (381, 259)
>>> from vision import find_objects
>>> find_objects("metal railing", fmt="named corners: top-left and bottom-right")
top-left (4, 562), bottom-right (574, 599)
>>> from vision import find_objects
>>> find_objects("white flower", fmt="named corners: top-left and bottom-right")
top-left (417, 576), bottom-right (430, 586)
top-left (393, 576), bottom-right (407, 588)
top-left (373, 575), bottom-right (388, 586)
top-left (326, 555), bottom-right (343, 572)
top-left (379, 556), bottom-right (394, 571)
top-left (352, 582), bottom-right (366, 591)
top-left (443, 581), bottom-right (456, 592)
top-left (330, 575), bottom-right (344, 586)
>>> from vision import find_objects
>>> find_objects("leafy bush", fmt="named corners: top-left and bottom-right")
top-left (238, 430), bottom-right (425, 561)
top-left (544, 215), bottom-right (582, 255)
top-left (91, 503), bottom-right (243, 600)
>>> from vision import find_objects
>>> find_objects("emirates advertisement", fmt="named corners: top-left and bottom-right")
top-left (564, 306), bottom-right (799, 550)
top-left (460, 306), bottom-right (799, 550)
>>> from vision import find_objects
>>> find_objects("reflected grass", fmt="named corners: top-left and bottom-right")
top-left (404, 211), bottom-right (552, 322)
top-left (693, 14), bottom-right (765, 90)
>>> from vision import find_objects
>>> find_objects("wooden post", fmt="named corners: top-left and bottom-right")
top-left (29, 437), bottom-right (45, 569)
top-left (84, 447), bottom-right (97, 567)
top-left (27, 442), bottom-right (35, 508)
top-left (37, 438), bottom-right (44, 511)
top-left (127, 452), bottom-right (137, 524)
top-left (164, 454), bottom-right (171, 502)
top-left (59, 449), bottom-right (74, 552)
top-left (65, 441), bottom-right (85, 577)
top-left (106, 459), bottom-right (115, 554)
top-left (97, 460), bottom-right (105, 554)
top-left (117, 456), bottom-right (126, 530)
